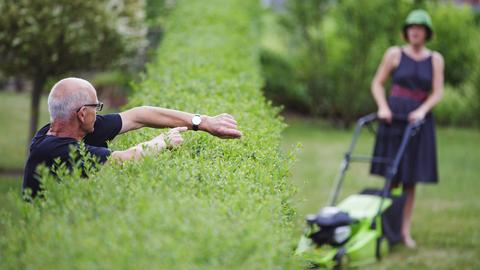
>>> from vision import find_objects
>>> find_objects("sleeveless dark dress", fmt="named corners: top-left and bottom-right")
top-left (370, 49), bottom-right (438, 184)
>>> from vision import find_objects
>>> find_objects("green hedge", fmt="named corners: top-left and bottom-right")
top-left (0, 0), bottom-right (300, 269)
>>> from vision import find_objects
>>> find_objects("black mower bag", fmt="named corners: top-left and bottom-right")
top-left (361, 188), bottom-right (407, 246)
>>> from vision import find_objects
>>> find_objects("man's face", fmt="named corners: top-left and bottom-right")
top-left (85, 101), bottom-right (97, 134)
top-left (78, 90), bottom-right (98, 134)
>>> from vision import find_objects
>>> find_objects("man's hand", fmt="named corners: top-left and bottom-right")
top-left (144, 127), bottom-right (187, 151)
top-left (201, 113), bottom-right (242, 139)
top-left (164, 127), bottom-right (187, 149)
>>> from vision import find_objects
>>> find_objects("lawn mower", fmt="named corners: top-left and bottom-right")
top-left (295, 113), bottom-right (424, 269)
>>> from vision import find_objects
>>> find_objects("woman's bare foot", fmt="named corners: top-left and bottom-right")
top-left (402, 235), bottom-right (417, 249)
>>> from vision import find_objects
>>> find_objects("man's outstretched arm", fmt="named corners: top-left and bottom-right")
top-left (119, 106), bottom-right (242, 139)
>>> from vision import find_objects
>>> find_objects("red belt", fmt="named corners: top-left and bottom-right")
top-left (390, 84), bottom-right (428, 102)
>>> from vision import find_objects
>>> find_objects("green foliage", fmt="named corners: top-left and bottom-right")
top-left (0, 0), bottom-right (147, 79)
top-left (318, 0), bottom-right (409, 124)
top-left (260, 49), bottom-right (310, 113)
top-left (91, 70), bottom-right (133, 96)
top-left (0, 0), bottom-right (148, 140)
top-left (264, 0), bottom-right (410, 125)
top-left (434, 79), bottom-right (480, 127)
top-left (262, 0), bottom-right (480, 126)
top-left (429, 3), bottom-right (480, 87)
top-left (0, 0), bottom-right (300, 269)
top-left (428, 3), bottom-right (480, 127)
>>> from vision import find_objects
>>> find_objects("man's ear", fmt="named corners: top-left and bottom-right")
top-left (77, 107), bottom-right (86, 123)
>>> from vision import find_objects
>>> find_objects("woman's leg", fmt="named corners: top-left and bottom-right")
top-left (402, 183), bottom-right (416, 248)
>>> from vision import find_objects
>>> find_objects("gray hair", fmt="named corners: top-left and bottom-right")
top-left (48, 86), bottom-right (91, 121)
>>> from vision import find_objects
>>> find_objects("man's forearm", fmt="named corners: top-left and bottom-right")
top-left (110, 146), bottom-right (143, 161)
top-left (120, 106), bottom-right (241, 139)
top-left (110, 139), bottom-right (168, 162)
top-left (123, 106), bottom-right (209, 132)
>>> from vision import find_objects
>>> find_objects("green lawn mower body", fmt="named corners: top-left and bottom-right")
top-left (296, 195), bottom-right (391, 268)
top-left (295, 114), bottom-right (423, 269)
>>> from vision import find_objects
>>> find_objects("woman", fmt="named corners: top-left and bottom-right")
top-left (370, 9), bottom-right (444, 248)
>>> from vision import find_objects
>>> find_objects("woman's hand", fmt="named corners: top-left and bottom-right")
top-left (408, 109), bottom-right (426, 123)
top-left (377, 107), bottom-right (393, 123)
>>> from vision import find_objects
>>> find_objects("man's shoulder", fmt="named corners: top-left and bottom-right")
top-left (84, 113), bottom-right (122, 148)
top-left (94, 113), bottom-right (121, 123)
top-left (92, 113), bottom-right (122, 133)
top-left (30, 135), bottom-right (78, 159)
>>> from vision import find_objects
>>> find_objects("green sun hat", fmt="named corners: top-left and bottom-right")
top-left (403, 9), bottom-right (433, 40)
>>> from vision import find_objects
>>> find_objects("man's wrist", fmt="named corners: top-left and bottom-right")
top-left (198, 115), bottom-right (210, 132)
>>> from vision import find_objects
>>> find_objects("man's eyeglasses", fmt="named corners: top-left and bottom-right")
top-left (76, 102), bottom-right (103, 113)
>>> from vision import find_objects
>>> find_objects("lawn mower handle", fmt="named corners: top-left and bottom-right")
top-left (374, 116), bottom-right (425, 224)
top-left (328, 113), bottom-right (425, 206)
top-left (357, 113), bottom-right (425, 128)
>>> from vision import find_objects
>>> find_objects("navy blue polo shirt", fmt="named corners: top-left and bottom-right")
top-left (22, 114), bottom-right (122, 198)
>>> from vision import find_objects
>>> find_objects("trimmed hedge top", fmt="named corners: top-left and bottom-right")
top-left (0, 0), bottom-right (299, 269)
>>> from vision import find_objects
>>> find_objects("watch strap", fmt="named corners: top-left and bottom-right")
top-left (192, 114), bottom-right (201, 131)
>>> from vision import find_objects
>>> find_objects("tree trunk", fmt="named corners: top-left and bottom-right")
top-left (28, 75), bottom-right (46, 145)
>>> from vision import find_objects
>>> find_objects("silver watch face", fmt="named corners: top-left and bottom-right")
top-left (192, 115), bottom-right (202, 125)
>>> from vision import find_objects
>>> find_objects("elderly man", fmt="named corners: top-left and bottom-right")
top-left (23, 77), bottom-right (242, 198)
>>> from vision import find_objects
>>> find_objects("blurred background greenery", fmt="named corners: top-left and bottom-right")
top-left (0, 0), bottom-right (173, 141)
top-left (261, 0), bottom-right (480, 127)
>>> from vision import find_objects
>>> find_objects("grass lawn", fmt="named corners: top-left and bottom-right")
top-left (282, 118), bottom-right (480, 269)
top-left (0, 91), bottom-right (50, 213)
top-left (0, 91), bottom-right (50, 170)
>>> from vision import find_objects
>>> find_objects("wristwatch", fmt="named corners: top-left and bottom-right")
top-left (192, 114), bottom-right (202, 131)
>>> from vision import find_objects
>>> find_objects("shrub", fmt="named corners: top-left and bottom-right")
top-left (261, 0), bottom-right (480, 127)
top-left (0, 0), bottom-right (300, 269)
top-left (260, 48), bottom-right (311, 114)
top-left (429, 3), bottom-right (480, 87)
top-left (428, 3), bottom-right (480, 127)
top-left (434, 80), bottom-right (480, 127)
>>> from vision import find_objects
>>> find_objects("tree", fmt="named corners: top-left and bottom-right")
top-left (0, 0), bottom-right (147, 142)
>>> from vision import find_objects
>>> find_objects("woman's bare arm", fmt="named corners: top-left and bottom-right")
top-left (371, 47), bottom-right (400, 122)
top-left (408, 52), bottom-right (444, 122)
